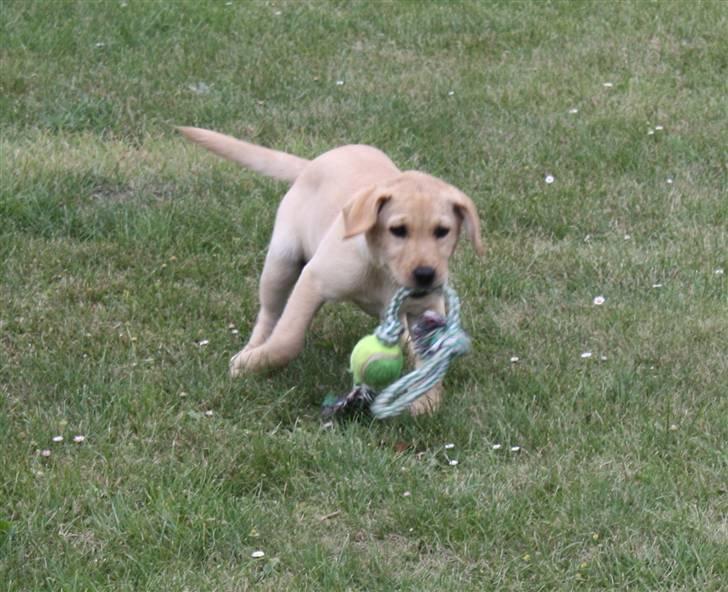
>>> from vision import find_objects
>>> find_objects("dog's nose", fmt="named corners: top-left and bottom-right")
top-left (412, 266), bottom-right (436, 288)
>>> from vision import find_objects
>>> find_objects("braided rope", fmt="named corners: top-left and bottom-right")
top-left (374, 287), bottom-right (413, 345)
top-left (369, 285), bottom-right (471, 419)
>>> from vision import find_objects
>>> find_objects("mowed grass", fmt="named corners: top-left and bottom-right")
top-left (1, 0), bottom-right (726, 589)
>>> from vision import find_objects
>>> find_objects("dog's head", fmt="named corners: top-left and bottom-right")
top-left (342, 171), bottom-right (483, 291)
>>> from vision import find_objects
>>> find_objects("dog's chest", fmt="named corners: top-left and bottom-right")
top-left (348, 274), bottom-right (396, 318)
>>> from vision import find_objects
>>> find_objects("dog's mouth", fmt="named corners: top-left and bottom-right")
top-left (388, 267), bottom-right (445, 298)
top-left (408, 284), bottom-right (444, 299)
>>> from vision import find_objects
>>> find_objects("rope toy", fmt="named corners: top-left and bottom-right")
top-left (321, 284), bottom-right (471, 419)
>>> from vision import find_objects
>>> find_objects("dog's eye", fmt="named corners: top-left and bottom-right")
top-left (434, 226), bottom-right (450, 238)
top-left (389, 225), bottom-right (408, 238)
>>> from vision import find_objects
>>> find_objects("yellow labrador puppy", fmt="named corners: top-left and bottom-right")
top-left (179, 127), bottom-right (482, 414)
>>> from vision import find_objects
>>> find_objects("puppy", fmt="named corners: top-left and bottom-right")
top-left (179, 127), bottom-right (482, 414)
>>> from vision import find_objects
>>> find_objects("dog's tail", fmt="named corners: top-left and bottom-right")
top-left (177, 126), bottom-right (309, 184)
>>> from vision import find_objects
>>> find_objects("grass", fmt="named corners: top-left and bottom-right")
top-left (1, 0), bottom-right (726, 589)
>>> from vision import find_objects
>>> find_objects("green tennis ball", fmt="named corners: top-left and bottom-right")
top-left (350, 335), bottom-right (403, 390)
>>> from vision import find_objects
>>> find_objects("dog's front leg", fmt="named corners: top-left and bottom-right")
top-left (404, 296), bottom-right (446, 416)
top-left (230, 267), bottom-right (324, 375)
top-left (406, 340), bottom-right (444, 416)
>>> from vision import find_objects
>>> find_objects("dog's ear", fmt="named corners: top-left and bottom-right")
top-left (342, 186), bottom-right (391, 238)
top-left (451, 191), bottom-right (484, 256)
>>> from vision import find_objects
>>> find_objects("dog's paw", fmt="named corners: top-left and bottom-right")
top-left (229, 350), bottom-right (246, 377)
top-left (409, 385), bottom-right (443, 416)
top-left (229, 348), bottom-right (260, 377)
top-left (229, 346), bottom-right (280, 376)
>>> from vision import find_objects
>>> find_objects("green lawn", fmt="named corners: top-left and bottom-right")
top-left (1, 1), bottom-right (726, 590)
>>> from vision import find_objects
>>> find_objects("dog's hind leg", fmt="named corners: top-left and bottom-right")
top-left (243, 243), bottom-right (303, 351)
